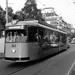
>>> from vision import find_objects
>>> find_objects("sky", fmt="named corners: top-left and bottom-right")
top-left (0, 0), bottom-right (75, 28)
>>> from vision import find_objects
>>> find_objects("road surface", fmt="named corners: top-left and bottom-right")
top-left (0, 44), bottom-right (75, 75)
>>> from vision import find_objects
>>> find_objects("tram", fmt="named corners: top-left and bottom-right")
top-left (5, 20), bottom-right (67, 62)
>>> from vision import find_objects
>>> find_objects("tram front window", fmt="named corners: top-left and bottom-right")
top-left (5, 30), bottom-right (27, 43)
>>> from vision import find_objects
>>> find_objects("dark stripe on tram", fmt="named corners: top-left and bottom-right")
top-left (5, 57), bottom-right (30, 61)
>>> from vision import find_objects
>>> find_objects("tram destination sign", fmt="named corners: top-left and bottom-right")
top-left (9, 26), bottom-right (21, 29)
top-left (6, 26), bottom-right (24, 29)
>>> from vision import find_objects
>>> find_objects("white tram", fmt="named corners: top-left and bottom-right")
top-left (5, 20), bottom-right (67, 62)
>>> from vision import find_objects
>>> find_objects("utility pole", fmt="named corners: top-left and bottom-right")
top-left (6, 0), bottom-right (8, 24)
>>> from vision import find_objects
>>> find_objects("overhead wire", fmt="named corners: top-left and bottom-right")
top-left (36, 0), bottom-right (47, 13)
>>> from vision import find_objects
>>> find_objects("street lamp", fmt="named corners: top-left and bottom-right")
top-left (6, 0), bottom-right (8, 24)
top-left (6, 0), bottom-right (13, 24)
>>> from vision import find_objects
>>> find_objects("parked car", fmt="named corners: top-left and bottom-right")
top-left (71, 38), bottom-right (75, 44)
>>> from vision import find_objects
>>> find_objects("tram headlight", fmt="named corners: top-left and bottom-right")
top-left (12, 49), bottom-right (16, 53)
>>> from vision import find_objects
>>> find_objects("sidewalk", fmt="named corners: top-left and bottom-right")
top-left (0, 38), bottom-right (5, 53)
top-left (0, 37), bottom-right (5, 58)
top-left (0, 53), bottom-right (4, 58)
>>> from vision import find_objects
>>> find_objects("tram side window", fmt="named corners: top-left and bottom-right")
top-left (43, 30), bottom-right (50, 43)
top-left (59, 33), bottom-right (66, 46)
top-left (62, 34), bottom-right (66, 43)
top-left (49, 31), bottom-right (59, 44)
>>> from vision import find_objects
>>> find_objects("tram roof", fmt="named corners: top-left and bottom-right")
top-left (6, 20), bottom-right (67, 34)
top-left (6, 20), bottom-right (39, 26)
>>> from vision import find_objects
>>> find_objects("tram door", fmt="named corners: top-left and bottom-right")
top-left (27, 26), bottom-right (40, 59)
top-left (59, 33), bottom-right (67, 50)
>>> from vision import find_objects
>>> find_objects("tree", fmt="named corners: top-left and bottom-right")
top-left (14, 11), bottom-right (25, 21)
top-left (0, 6), bottom-right (6, 37)
top-left (8, 7), bottom-right (14, 22)
top-left (35, 9), bottom-right (45, 21)
top-left (22, 0), bottom-right (37, 19)
top-left (8, 7), bottom-right (13, 17)
top-left (5, 7), bottom-right (14, 22)
top-left (22, 0), bottom-right (44, 20)
top-left (0, 6), bottom-right (6, 29)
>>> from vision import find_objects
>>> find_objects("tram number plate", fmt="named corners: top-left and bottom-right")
top-left (11, 44), bottom-right (16, 47)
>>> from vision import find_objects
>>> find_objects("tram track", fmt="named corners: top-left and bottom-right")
top-left (3, 51), bottom-right (65, 75)
top-left (4, 56), bottom-right (55, 75)
top-left (7, 51), bottom-right (67, 75)
top-left (8, 66), bottom-right (28, 75)
top-left (0, 45), bottom-right (73, 75)
top-left (5, 61), bottom-right (39, 75)
top-left (7, 48), bottom-right (73, 75)
top-left (7, 61), bottom-right (51, 75)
